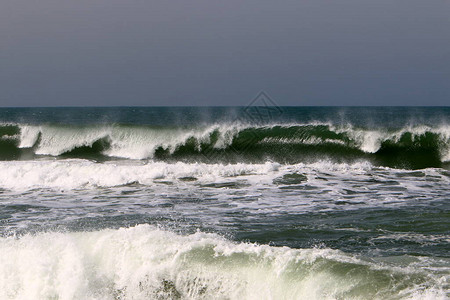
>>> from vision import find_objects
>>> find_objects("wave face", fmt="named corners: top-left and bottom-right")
top-left (0, 108), bottom-right (449, 299)
top-left (0, 123), bottom-right (449, 169)
top-left (0, 225), bottom-right (446, 300)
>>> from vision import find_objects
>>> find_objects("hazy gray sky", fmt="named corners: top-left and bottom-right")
top-left (1, 0), bottom-right (449, 106)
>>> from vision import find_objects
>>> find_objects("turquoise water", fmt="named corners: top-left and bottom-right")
top-left (0, 107), bottom-right (449, 299)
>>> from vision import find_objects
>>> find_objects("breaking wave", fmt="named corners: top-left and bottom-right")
top-left (0, 159), bottom-right (384, 190)
top-left (0, 123), bottom-right (449, 169)
top-left (0, 225), bottom-right (446, 300)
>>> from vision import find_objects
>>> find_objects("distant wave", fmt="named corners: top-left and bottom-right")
top-left (0, 123), bottom-right (449, 169)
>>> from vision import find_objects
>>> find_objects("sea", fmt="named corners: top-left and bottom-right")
top-left (0, 106), bottom-right (448, 299)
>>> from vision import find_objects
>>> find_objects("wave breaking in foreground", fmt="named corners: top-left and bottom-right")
top-left (0, 225), bottom-right (447, 300)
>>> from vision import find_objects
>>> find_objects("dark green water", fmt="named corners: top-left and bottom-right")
top-left (0, 107), bottom-right (448, 299)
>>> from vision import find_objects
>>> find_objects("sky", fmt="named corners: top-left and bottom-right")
top-left (0, 0), bottom-right (449, 106)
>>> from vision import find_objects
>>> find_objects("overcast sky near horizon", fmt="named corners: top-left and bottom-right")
top-left (1, 0), bottom-right (449, 106)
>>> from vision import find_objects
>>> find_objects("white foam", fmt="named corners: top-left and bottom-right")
top-left (12, 123), bottom-right (450, 162)
top-left (18, 126), bottom-right (41, 148)
top-left (4, 157), bottom-right (444, 191)
top-left (0, 225), bottom-right (445, 300)
top-left (16, 124), bottom-right (250, 160)
top-left (0, 160), bottom-right (281, 190)
top-left (334, 124), bottom-right (450, 158)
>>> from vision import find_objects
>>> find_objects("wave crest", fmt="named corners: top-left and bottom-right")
top-left (0, 225), bottom-right (446, 300)
top-left (0, 123), bottom-right (449, 169)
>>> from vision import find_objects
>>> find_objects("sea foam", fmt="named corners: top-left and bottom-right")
top-left (0, 159), bottom-right (379, 190)
top-left (9, 123), bottom-right (450, 162)
top-left (0, 225), bottom-right (446, 300)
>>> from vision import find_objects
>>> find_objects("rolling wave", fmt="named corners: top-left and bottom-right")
top-left (0, 123), bottom-right (449, 169)
top-left (0, 225), bottom-right (446, 300)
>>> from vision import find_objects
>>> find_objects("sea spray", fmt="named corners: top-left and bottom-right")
top-left (0, 225), bottom-right (446, 300)
top-left (0, 123), bottom-right (449, 168)
top-left (1, 107), bottom-right (449, 300)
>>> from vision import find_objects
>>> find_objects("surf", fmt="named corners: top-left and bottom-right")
top-left (0, 123), bottom-right (449, 169)
top-left (0, 224), bottom-right (446, 300)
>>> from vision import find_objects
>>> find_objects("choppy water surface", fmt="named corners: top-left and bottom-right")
top-left (0, 107), bottom-right (449, 299)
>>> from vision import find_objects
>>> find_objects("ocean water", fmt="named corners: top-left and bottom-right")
top-left (0, 106), bottom-right (449, 299)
